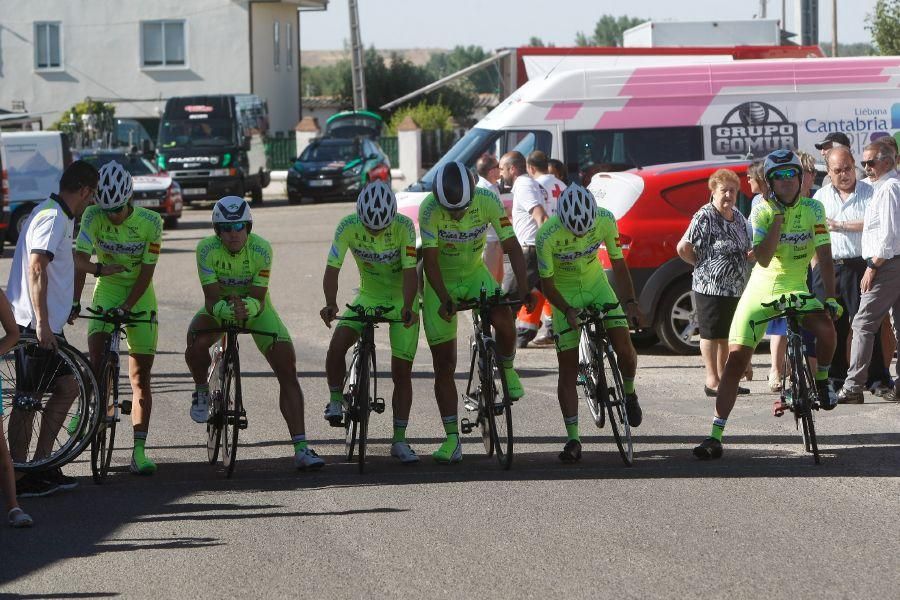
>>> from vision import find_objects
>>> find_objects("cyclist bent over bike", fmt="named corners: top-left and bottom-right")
top-left (536, 184), bottom-right (643, 463)
top-left (419, 161), bottom-right (534, 464)
top-left (320, 181), bottom-right (421, 463)
top-left (74, 161), bottom-right (161, 475)
top-left (185, 196), bottom-right (324, 470)
top-left (694, 149), bottom-right (842, 460)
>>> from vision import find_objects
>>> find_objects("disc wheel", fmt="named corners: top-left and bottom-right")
top-left (90, 360), bottom-right (118, 483)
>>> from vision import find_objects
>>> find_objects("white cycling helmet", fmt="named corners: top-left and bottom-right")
top-left (557, 183), bottom-right (597, 236)
top-left (356, 180), bottom-right (396, 231)
top-left (763, 149), bottom-right (802, 180)
top-left (212, 196), bottom-right (252, 225)
top-left (97, 160), bottom-right (133, 210)
top-left (433, 161), bottom-right (476, 211)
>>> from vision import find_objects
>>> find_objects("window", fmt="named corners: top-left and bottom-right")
top-left (141, 20), bottom-right (186, 68)
top-left (34, 22), bottom-right (62, 69)
top-left (273, 21), bottom-right (280, 70)
top-left (563, 126), bottom-right (703, 181)
top-left (286, 22), bottom-right (293, 70)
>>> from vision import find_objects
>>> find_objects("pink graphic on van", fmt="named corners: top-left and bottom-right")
top-left (546, 102), bottom-right (583, 121)
top-left (595, 58), bottom-right (900, 129)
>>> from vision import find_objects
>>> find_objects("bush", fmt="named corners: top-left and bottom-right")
top-left (386, 102), bottom-right (453, 135)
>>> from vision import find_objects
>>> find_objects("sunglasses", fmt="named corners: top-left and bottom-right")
top-left (860, 159), bottom-right (881, 168)
top-left (769, 168), bottom-right (799, 180)
top-left (215, 222), bottom-right (248, 233)
top-left (103, 204), bottom-right (127, 214)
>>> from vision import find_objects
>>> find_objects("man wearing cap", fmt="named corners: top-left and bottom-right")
top-left (816, 132), bottom-right (867, 185)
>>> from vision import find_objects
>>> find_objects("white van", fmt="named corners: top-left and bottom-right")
top-left (397, 55), bottom-right (900, 217)
top-left (0, 131), bottom-right (70, 244)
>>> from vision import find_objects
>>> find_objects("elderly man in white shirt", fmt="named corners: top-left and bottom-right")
top-left (839, 142), bottom-right (900, 403)
top-left (475, 154), bottom-right (504, 283)
top-left (499, 150), bottom-right (548, 347)
top-left (812, 146), bottom-right (881, 386)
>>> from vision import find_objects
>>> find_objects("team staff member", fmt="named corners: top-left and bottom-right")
top-left (185, 197), bottom-right (324, 471)
top-left (537, 184), bottom-right (643, 462)
top-left (499, 151), bottom-right (547, 347)
top-left (74, 161), bottom-right (162, 475)
top-left (321, 182), bottom-right (421, 463)
top-left (475, 154), bottom-right (504, 282)
top-left (419, 161), bottom-right (533, 463)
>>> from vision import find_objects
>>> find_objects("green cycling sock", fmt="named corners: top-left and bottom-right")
top-left (441, 415), bottom-right (458, 436)
top-left (815, 365), bottom-right (830, 382)
top-left (710, 416), bottom-right (727, 442)
top-left (292, 434), bottom-right (308, 452)
top-left (623, 377), bottom-right (635, 394)
top-left (393, 419), bottom-right (408, 443)
top-left (132, 433), bottom-right (156, 473)
top-left (564, 415), bottom-right (580, 442)
top-left (329, 389), bottom-right (343, 404)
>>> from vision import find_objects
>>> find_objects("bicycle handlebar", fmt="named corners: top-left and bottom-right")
top-left (454, 294), bottom-right (522, 312)
top-left (80, 307), bottom-right (157, 326)
top-left (190, 326), bottom-right (278, 340)
top-left (334, 303), bottom-right (406, 325)
top-left (750, 293), bottom-right (821, 334)
top-left (554, 303), bottom-right (625, 338)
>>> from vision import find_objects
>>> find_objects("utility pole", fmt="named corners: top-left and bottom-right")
top-left (348, 0), bottom-right (367, 111)
top-left (782, 0), bottom-right (787, 31)
top-left (832, 0), bottom-right (838, 57)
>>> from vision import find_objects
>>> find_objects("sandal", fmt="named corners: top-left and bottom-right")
top-left (8, 507), bottom-right (34, 528)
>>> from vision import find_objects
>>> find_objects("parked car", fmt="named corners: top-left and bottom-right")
top-left (1, 130), bottom-right (71, 245)
top-left (587, 160), bottom-right (754, 354)
top-left (286, 137), bottom-right (390, 204)
top-left (76, 149), bottom-right (183, 229)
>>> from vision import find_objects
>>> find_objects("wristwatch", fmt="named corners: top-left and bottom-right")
top-left (94, 263), bottom-right (103, 277)
top-left (866, 259), bottom-right (878, 270)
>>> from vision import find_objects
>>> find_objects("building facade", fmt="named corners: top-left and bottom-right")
top-left (0, 0), bottom-right (327, 133)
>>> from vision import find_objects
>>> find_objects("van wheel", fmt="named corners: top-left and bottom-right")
top-left (7, 205), bottom-right (33, 245)
top-left (655, 279), bottom-right (700, 355)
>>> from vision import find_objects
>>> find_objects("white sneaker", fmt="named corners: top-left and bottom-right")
top-left (323, 400), bottom-right (343, 423)
top-left (190, 390), bottom-right (209, 423)
top-left (294, 447), bottom-right (325, 471)
top-left (390, 441), bottom-right (420, 464)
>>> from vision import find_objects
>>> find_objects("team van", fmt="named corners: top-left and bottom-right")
top-left (156, 94), bottom-right (270, 205)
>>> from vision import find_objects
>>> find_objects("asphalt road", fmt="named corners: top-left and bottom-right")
top-left (1, 199), bottom-right (898, 599)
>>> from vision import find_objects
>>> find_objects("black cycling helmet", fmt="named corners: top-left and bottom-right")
top-left (434, 161), bottom-right (476, 210)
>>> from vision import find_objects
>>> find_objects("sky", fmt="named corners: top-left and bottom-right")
top-left (299, 0), bottom-right (879, 50)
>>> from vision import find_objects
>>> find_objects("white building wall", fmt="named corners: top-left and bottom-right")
top-left (250, 2), bottom-right (301, 132)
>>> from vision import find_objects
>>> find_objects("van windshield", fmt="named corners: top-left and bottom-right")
top-left (159, 118), bottom-right (235, 148)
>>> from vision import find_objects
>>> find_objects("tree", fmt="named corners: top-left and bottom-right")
top-left (867, 0), bottom-right (900, 55)
top-left (50, 100), bottom-right (116, 147)
top-left (575, 14), bottom-right (646, 47)
top-left (425, 45), bottom-right (497, 94)
top-left (526, 36), bottom-right (554, 47)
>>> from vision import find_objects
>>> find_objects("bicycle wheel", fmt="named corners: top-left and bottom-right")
top-left (578, 330), bottom-right (605, 428)
top-left (207, 344), bottom-right (224, 464)
top-left (90, 358), bottom-right (118, 483)
top-left (602, 346), bottom-right (633, 466)
top-left (796, 361), bottom-right (820, 464)
top-left (485, 348), bottom-right (513, 470)
top-left (355, 346), bottom-right (374, 474)
top-left (344, 350), bottom-right (359, 461)
top-left (2, 337), bottom-right (100, 472)
top-left (221, 349), bottom-right (242, 478)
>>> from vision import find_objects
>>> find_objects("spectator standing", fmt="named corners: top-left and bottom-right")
top-left (0, 290), bottom-right (31, 527)
top-left (475, 154), bottom-right (504, 283)
top-left (839, 143), bottom-right (900, 403)
top-left (677, 170), bottom-right (752, 396)
top-left (548, 159), bottom-right (568, 183)
top-left (499, 151), bottom-right (548, 347)
top-left (816, 132), bottom-right (867, 186)
top-left (6, 160), bottom-right (100, 497)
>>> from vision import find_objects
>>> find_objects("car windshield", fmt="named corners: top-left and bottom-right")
top-left (299, 142), bottom-right (357, 162)
top-left (159, 118), bottom-right (235, 148)
top-left (411, 128), bottom-right (498, 191)
top-left (80, 154), bottom-right (158, 176)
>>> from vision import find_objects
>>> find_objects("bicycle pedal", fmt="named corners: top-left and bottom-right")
top-left (238, 416), bottom-right (249, 430)
top-left (460, 417), bottom-right (475, 434)
top-left (121, 400), bottom-right (132, 415)
top-left (372, 398), bottom-right (386, 414)
top-left (327, 416), bottom-right (345, 428)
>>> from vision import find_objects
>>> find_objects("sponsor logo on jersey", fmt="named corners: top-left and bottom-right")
top-left (97, 240), bottom-right (145, 256)
top-left (780, 231), bottom-right (814, 245)
top-left (555, 240), bottom-right (602, 262)
top-left (219, 276), bottom-right (252, 287)
top-left (438, 224), bottom-right (488, 243)
top-left (351, 247), bottom-right (400, 264)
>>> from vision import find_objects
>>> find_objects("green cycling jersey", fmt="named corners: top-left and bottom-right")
top-left (535, 210), bottom-right (623, 289)
top-left (748, 196), bottom-right (830, 290)
top-left (418, 187), bottom-right (515, 277)
top-left (75, 205), bottom-right (162, 285)
top-left (327, 213), bottom-right (417, 298)
top-left (196, 232), bottom-right (272, 298)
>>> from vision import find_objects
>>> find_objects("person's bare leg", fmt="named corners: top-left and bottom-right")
top-left (35, 374), bottom-right (77, 460)
top-left (700, 338), bottom-right (719, 390)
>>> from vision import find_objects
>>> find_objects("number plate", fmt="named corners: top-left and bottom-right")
top-left (183, 187), bottom-right (206, 195)
top-left (308, 179), bottom-right (332, 187)
top-left (133, 199), bottom-right (159, 207)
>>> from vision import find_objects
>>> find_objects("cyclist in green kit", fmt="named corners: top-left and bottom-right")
top-left (693, 149), bottom-right (843, 460)
top-left (320, 181), bottom-right (421, 463)
top-left (185, 196), bottom-right (324, 471)
top-left (536, 184), bottom-right (643, 463)
top-left (74, 161), bottom-right (161, 475)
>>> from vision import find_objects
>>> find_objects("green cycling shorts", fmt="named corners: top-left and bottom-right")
top-left (551, 276), bottom-right (627, 353)
top-left (423, 265), bottom-right (502, 347)
top-left (194, 301), bottom-right (292, 354)
top-left (336, 293), bottom-right (421, 362)
top-left (728, 282), bottom-right (824, 348)
top-left (87, 282), bottom-right (158, 355)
